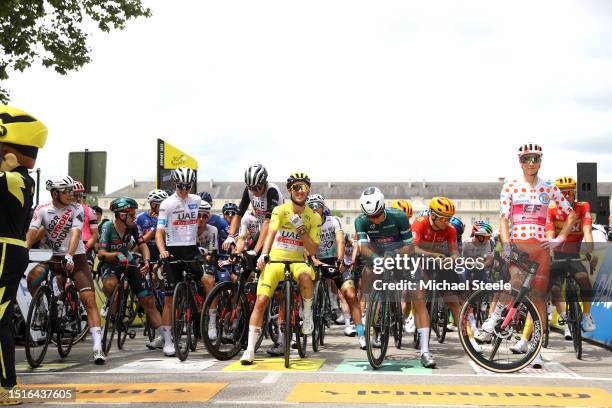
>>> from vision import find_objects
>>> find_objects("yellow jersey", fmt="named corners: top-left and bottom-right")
top-left (269, 202), bottom-right (321, 261)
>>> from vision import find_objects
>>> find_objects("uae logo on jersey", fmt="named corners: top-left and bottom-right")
top-left (539, 193), bottom-right (550, 204)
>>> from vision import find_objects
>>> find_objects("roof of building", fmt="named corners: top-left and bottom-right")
top-left (106, 180), bottom-right (612, 200)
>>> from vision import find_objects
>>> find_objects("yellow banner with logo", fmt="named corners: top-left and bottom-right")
top-left (161, 139), bottom-right (197, 169)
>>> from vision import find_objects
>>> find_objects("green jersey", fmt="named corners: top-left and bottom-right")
top-left (354, 208), bottom-right (413, 255)
top-left (98, 221), bottom-right (144, 267)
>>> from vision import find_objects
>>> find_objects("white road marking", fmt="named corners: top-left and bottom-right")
top-left (261, 371), bottom-right (282, 384)
top-left (214, 401), bottom-right (298, 405)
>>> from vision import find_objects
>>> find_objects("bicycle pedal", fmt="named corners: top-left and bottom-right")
top-left (128, 330), bottom-right (136, 339)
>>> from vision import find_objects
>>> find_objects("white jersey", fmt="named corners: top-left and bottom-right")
top-left (462, 237), bottom-right (494, 259)
top-left (198, 224), bottom-right (219, 252)
top-left (157, 193), bottom-right (201, 247)
top-left (316, 215), bottom-right (343, 259)
top-left (238, 212), bottom-right (260, 239)
top-left (29, 202), bottom-right (86, 256)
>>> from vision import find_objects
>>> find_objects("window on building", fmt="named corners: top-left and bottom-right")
top-left (471, 217), bottom-right (476, 225)
top-left (346, 200), bottom-right (351, 208)
top-left (346, 216), bottom-right (351, 225)
top-left (332, 201), bottom-right (336, 209)
top-left (457, 201), bottom-right (461, 209)
top-left (471, 201), bottom-right (476, 209)
top-left (485, 217), bottom-right (490, 224)
top-left (485, 201), bottom-right (489, 209)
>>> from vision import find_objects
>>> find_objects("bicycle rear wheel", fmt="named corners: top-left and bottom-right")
top-left (57, 285), bottom-right (81, 357)
top-left (25, 286), bottom-right (52, 368)
top-left (172, 282), bottom-right (192, 361)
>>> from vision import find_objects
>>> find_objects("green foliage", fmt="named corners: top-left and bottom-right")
top-left (0, 0), bottom-right (151, 102)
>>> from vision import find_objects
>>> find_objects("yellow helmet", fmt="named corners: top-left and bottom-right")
top-left (429, 196), bottom-right (455, 217)
top-left (555, 176), bottom-right (576, 190)
top-left (0, 105), bottom-right (48, 158)
top-left (391, 199), bottom-right (413, 218)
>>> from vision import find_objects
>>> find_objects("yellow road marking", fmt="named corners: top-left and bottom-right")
top-left (223, 358), bottom-right (325, 371)
top-left (34, 382), bottom-right (227, 403)
top-left (286, 383), bottom-right (612, 407)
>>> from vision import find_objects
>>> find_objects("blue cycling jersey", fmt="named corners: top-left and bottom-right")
top-left (136, 211), bottom-right (157, 247)
top-left (208, 214), bottom-right (229, 252)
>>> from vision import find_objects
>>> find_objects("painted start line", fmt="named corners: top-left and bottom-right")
top-left (15, 382), bottom-right (612, 406)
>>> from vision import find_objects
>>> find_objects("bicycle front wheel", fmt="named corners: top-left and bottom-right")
top-left (365, 290), bottom-right (389, 369)
top-left (102, 285), bottom-right (121, 356)
top-left (25, 286), bottom-right (52, 368)
top-left (567, 300), bottom-right (582, 359)
top-left (283, 281), bottom-right (292, 368)
top-left (458, 289), bottom-right (543, 373)
top-left (172, 282), bottom-right (191, 361)
top-left (57, 285), bottom-right (81, 357)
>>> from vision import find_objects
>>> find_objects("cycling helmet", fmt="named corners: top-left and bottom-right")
top-left (391, 199), bottom-right (413, 218)
top-left (0, 105), bottom-right (48, 159)
top-left (518, 142), bottom-right (543, 157)
top-left (171, 166), bottom-right (195, 184)
top-left (287, 172), bottom-right (311, 189)
top-left (45, 175), bottom-right (75, 191)
top-left (73, 181), bottom-right (85, 193)
top-left (323, 207), bottom-right (331, 217)
top-left (450, 216), bottom-right (465, 237)
top-left (198, 191), bottom-right (213, 204)
top-left (360, 187), bottom-right (385, 216)
top-left (472, 220), bottom-right (493, 236)
top-left (555, 176), bottom-right (576, 190)
top-left (222, 202), bottom-right (238, 213)
top-left (199, 201), bottom-right (212, 213)
top-left (147, 189), bottom-right (169, 203)
top-left (429, 197), bottom-right (455, 217)
top-left (306, 194), bottom-right (325, 209)
top-left (244, 164), bottom-right (268, 187)
top-left (110, 197), bottom-right (138, 213)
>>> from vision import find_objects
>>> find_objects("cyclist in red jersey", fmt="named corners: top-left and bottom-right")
top-left (546, 176), bottom-right (597, 334)
top-left (73, 181), bottom-right (99, 255)
top-left (476, 143), bottom-right (577, 368)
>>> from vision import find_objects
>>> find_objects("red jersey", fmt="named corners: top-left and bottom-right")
top-left (411, 216), bottom-right (458, 256)
top-left (545, 201), bottom-right (592, 253)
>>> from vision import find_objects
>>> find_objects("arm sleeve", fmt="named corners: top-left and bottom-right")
top-left (551, 186), bottom-right (574, 215)
top-left (333, 216), bottom-right (343, 233)
top-left (98, 223), bottom-right (111, 250)
top-left (500, 182), bottom-right (512, 219)
top-left (239, 215), bottom-right (249, 237)
top-left (157, 200), bottom-right (170, 228)
top-left (582, 202), bottom-right (592, 226)
top-left (237, 188), bottom-right (250, 217)
top-left (354, 216), bottom-right (368, 244)
top-left (265, 188), bottom-right (281, 219)
top-left (29, 205), bottom-right (43, 230)
top-left (87, 207), bottom-right (98, 226)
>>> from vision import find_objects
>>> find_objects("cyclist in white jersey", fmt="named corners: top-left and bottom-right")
top-left (26, 176), bottom-right (105, 364)
top-left (223, 164), bottom-right (282, 253)
top-left (155, 167), bottom-right (202, 357)
top-left (236, 211), bottom-right (260, 252)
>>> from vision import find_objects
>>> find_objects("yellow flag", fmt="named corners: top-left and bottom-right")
top-left (162, 140), bottom-right (197, 169)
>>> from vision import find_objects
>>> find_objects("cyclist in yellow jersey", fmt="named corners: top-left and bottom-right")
top-left (240, 172), bottom-right (321, 365)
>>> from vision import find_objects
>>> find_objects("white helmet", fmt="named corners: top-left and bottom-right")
top-left (360, 187), bottom-right (385, 216)
top-left (244, 164), bottom-right (268, 187)
top-left (45, 175), bottom-right (75, 191)
top-left (306, 194), bottom-right (325, 209)
top-left (171, 166), bottom-right (196, 184)
top-left (198, 200), bottom-right (212, 213)
top-left (518, 142), bottom-right (543, 157)
top-left (147, 189), bottom-right (168, 203)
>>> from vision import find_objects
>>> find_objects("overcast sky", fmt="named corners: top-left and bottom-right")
top-left (7, 0), bottom-right (612, 200)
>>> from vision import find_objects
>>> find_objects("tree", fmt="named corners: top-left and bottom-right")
top-left (0, 0), bottom-right (151, 103)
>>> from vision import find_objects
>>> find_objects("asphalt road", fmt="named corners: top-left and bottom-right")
top-left (13, 323), bottom-right (612, 407)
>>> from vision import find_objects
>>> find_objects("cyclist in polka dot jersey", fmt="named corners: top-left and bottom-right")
top-left (477, 143), bottom-right (577, 369)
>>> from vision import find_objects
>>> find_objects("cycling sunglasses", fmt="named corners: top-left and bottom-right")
top-left (176, 182), bottom-right (192, 190)
top-left (520, 155), bottom-right (541, 164)
top-left (431, 213), bottom-right (451, 223)
top-left (224, 211), bottom-right (237, 216)
top-left (248, 184), bottom-right (265, 192)
top-left (289, 183), bottom-right (309, 193)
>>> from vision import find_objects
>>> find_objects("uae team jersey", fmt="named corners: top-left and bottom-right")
top-left (411, 216), bottom-right (458, 256)
top-left (29, 202), bottom-right (86, 255)
top-left (500, 177), bottom-right (573, 242)
top-left (237, 183), bottom-right (283, 223)
top-left (269, 202), bottom-right (321, 262)
top-left (157, 193), bottom-right (201, 247)
top-left (316, 215), bottom-right (343, 259)
top-left (545, 201), bottom-right (591, 253)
